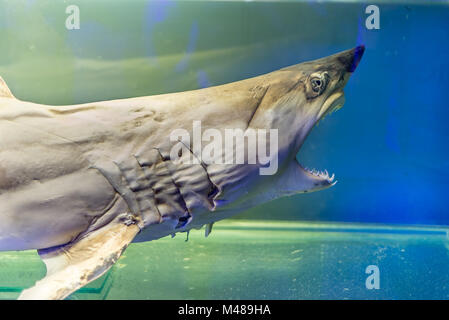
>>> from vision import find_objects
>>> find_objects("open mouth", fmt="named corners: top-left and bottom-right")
top-left (317, 90), bottom-right (345, 125)
top-left (297, 90), bottom-right (346, 189)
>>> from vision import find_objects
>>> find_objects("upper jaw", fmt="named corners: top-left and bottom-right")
top-left (316, 90), bottom-right (346, 124)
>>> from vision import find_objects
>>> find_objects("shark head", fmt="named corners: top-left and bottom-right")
top-left (248, 45), bottom-right (365, 196)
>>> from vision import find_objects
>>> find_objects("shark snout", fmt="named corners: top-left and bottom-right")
top-left (337, 45), bottom-right (365, 73)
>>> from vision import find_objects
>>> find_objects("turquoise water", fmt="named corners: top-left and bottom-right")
top-left (0, 0), bottom-right (448, 299)
top-left (2, 221), bottom-right (449, 300)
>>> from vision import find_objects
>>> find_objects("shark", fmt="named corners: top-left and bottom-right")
top-left (0, 46), bottom-right (364, 299)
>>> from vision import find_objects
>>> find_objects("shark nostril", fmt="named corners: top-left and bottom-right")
top-left (338, 45), bottom-right (365, 73)
top-left (348, 45), bottom-right (365, 72)
top-left (351, 44), bottom-right (365, 70)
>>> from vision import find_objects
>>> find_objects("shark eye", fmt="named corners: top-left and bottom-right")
top-left (311, 79), bottom-right (322, 91)
top-left (308, 72), bottom-right (329, 97)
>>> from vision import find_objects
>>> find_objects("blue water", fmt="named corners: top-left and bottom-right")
top-left (289, 2), bottom-right (449, 226)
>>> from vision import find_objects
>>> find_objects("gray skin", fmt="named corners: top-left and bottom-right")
top-left (0, 46), bottom-right (364, 253)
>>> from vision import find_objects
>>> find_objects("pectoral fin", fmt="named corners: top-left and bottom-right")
top-left (0, 76), bottom-right (15, 99)
top-left (18, 213), bottom-right (140, 300)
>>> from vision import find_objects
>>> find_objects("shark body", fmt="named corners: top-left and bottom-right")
top-left (0, 46), bottom-right (364, 299)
